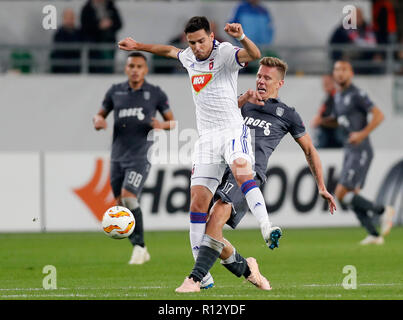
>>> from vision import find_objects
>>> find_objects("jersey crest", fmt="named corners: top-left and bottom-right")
top-left (191, 73), bottom-right (213, 93)
top-left (276, 107), bottom-right (284, 117)
top-left (143, 91), bottom-right (150, 100)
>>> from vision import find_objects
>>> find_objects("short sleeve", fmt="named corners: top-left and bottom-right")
top-left (156, 88), bottom-right (171, 115)
top-left (177, 47), bottom-right (190, 68)
top-left (219, 42), bottom-right (246, 70)
top-left (289, 110), bottom-right (307, 139)
top-left (102, 85), bottom-right (115, 114)
top-left (354, 90), bottom-right (374, 113)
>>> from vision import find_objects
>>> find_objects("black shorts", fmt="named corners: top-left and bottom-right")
top-left (213, 169), bottom-right (259, 229)
top-left (110, 160), bottom-right (151, 198)
top-left (339, 147), bottom-right (373, 190)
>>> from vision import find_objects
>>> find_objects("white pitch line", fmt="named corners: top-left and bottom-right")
top-left (1, 293), bottom-right (148, 298)
top-left (303, 283), bottom-right (402, 287)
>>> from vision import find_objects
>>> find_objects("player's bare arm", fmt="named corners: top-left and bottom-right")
top-left (318, 115), bottom-right (339, 128)
top-left (93, 109), bottom-right (108, 130)
top-left (237, 89), bottom-right (264, 108)
top-left (296, 133), bottom-right (337, 214)
top-left (348, 106), bottom-right (384, 145)
top-left (118, 37), bottom-right (180, 59)
top-left (151, 110), bottom-right (176, 130)
top-left (224, 23), bottom-right (261, 63)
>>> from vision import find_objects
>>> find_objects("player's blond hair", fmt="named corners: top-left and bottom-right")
top-left (259, 57), bottom-right (288, 79)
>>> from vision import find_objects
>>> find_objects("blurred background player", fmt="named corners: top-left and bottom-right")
top-left (310, 74), bottom-right (344, 149)
top-left (320, 60), bottom-right (395, 245)
top-left (176, 57), bottom-right (336, 293)
top-left (93, 52), bottom-right (175, 263)
top-left (118, 16), bottom-right (282, 289)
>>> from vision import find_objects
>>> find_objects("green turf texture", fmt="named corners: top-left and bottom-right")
top-left (1, 227), bottom-right (402, 300)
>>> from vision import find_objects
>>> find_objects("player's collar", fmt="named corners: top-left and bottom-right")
top-left (265, 97), bottom-right (281, 103)
top-left (195, 39), bottom-right (216, 62)
top-left (126, 80), bottom-right (149, 92)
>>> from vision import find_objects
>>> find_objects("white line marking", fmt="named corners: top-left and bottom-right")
top-left (303, 283), bottom-right (402, 287)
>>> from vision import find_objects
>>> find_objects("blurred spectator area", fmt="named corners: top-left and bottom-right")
top-left (1, 0), bottom-right (403, 75)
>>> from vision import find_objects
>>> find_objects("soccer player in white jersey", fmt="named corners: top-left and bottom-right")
top-left (118, 16), bottom-right (281, 289)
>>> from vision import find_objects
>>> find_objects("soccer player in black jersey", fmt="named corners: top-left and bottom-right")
top-left (323, 60), bottom-right (395, 245)
top-left (93, 52), bottom-right (175, 264)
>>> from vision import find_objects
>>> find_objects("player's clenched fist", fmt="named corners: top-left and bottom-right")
top-left (245, 89), bottom-right (264, 106)
top-left (118, 37), bottom-right (139, 51)
top-left (224, 23), bottom-right (244, 39)
top-left (93, 115), bottom-right (107, 130)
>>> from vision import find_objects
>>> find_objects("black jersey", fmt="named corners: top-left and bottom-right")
top-left (242, 98), bottom-right (306, 183)
top-left (333, 84), bottom-right (374, 150)
top-left (102, 81), bottom-right (171, 164)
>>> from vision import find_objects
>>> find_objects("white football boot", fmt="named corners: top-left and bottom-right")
top-left (359, 235), bottom-right (384, 245)
top-left (200, 272), bottom-right (214, 289)
top-left (128, 245), bottom-right (151, 265)
top-left (260, 222), bottom-right (282, 250)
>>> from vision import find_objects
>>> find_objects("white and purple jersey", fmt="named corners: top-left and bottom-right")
top-left (178, 40), bottom-right (246, 136)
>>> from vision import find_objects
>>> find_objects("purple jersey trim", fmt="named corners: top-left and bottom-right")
top-left (235, 49), bottom-right (246, 67)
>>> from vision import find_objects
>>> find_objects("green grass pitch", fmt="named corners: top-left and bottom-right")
top-left (1, 227), bottom-right (402, 300)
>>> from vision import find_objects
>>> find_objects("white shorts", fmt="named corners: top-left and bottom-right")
top-left (191, 124), bottom-right (255, 194)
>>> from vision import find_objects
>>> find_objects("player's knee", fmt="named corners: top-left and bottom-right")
top-left (231, 160), bottom-right (253, 184)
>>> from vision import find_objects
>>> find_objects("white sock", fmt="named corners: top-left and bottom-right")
top-left (189, 222), bottom-right (206, 260)
top-left (244, 187), bottom-right (271, 228)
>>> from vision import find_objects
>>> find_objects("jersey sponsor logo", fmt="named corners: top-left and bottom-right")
top-left (337, 115), bottom-right (350, 128)
top-left (73, 158), bottom-right (114, 222)
top-left (144, 91), bottom-right (150, 100)
top-left (191, 73), bottom-right (213, 93)
top-left (209, 59), bottom-right (214, 70)
top-left (118, 107), bottom-right (145, 120)
top-left (244, 117), bottom-right (272, 136)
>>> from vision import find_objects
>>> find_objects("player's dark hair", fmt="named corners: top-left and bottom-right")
top-left (184, 16), bottom-right (211, 34)
top-left (128, 52), bottom-right (147, 62)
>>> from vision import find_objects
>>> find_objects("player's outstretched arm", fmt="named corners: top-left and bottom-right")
top-left (118, 37), bottom-right (180, 59)
top-left (93, 109), bottom-right (108, 131)
top-left (224, 23), bottom-right (261, 63)
top-left (296, 133), bottom-right (337, 214)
